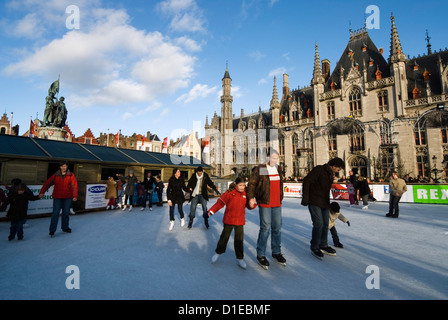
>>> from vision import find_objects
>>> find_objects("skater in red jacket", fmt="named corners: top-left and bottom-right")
top-left (39, 160), bottom-right (78, 237)
top-left (208, 177), bottom-right (256, 269)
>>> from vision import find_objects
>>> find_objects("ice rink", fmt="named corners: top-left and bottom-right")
top-left (1, 198), bottom-right (447, 300)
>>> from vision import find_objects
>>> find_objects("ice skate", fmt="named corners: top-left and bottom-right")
top-left (311, 248), bottom-right (324, 260)
top-left (169, 221), bottom-right (174, 231)
top-left (320, 246), bottom-right (336, 256)
top-left (272, 253), bottom-right (286, 266)
top-left (257, 256), bottom-right (269, 270)
top-left (237, 259), bottom-right (247, 270)
top-left (181, 218), bottom-right (185, 227)
top-left (128, 205), bottom-right (132, 212)
top-left (211, 253), bottom-right (220, 264)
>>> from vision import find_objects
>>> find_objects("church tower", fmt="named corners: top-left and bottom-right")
top-left (270, 76), bottom-right (281, 125)
top-left (221, 65), bottom-right (233, 133)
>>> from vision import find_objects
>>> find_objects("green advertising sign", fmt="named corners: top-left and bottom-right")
top-left (413, 185), bottom-right (448, 204)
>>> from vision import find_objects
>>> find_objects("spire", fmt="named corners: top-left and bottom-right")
top-left (270, 76), bottom-right (280, 109)
top-left (312, 42), bottom-right (325, 85)
top-left (389, 13), bottom-right (406, 63)
top-left (425, 29), bottom-right (432, 55)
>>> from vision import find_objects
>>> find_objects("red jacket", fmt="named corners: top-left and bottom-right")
top-left (40, 170), bottom-right (78, 199)
top-left (208, 188), bottom-right (256, 226)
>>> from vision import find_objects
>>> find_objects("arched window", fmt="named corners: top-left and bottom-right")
top-left (349, 87), bottom-right (362, 116)
top-left (279, 135), bottom-right (285, 156)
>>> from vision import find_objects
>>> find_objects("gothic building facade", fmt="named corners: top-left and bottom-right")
top-left (205, 14), bottom-right (448, 181)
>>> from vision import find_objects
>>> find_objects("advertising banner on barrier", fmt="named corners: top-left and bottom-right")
top-left (412, 185), bottom-right (448, 204)
top-left (85, 184), bottom-right (108, 209)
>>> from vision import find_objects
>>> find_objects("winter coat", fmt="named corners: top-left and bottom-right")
top-left (167, 176), bottom-right (189, 203)
top-left (105, 179), bottom-right (117, 199)
top-left (329, 210), bottom-right (349, 230)
top-left (208, 186), bottom-right (256, 226)
top-left (124, 175), bottom-right (138, 196)
top-left (40, 169), bottom-right (78, 199)
top-left (246, 164), bottom-right (284, 205)
top-left (301, 164), bottom-right (334, 209)
top-left (155, 181), bottom-right (165, 193)
top-left (390, 177), bottom-right (407, 197)
top-left (1, 192), bottom-right (40, 221)
top-left (186, 172), bottom-right (218, 201)
top-left (142, 176), bottom-right (155, 191)
top-left (357, 179), bottom-right (371, 197)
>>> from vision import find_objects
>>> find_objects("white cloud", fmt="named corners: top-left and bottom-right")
top-left (156, 0), bottom-right (206, 33)
top-left (3, 5), bottom-right (198, 110)
top-left (258, 67), bottom-right (287, 86)
top-left (249, 50), bottom-right (266, 62)
top-left (176, 84), bottom-right (218, 103)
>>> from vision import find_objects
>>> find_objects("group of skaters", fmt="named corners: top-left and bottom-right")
top-left (1, 154), bottom-right (408, 270)
top-left (104, 171), bottom-right (165, 212)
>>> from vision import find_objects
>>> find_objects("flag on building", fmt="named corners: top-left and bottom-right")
top-left (116, 132), bottom-right (120, 147)
top-left (29, 119), bottom-right (35, 137)
top-left (162, 137), bottom-right (168, 153)
top-left (203, 137), bottom-right (210, 153)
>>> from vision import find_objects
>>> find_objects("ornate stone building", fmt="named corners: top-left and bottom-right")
top-left (206, 14), bottom-right (448, 181)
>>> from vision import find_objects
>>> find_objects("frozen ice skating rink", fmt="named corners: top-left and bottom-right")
top-left (1, 199), bottom-right (447, 300)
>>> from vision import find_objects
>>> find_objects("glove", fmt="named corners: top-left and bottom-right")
top-left (301, 199), bottom-right (308, 206)
top-left (347, 221), bottom-right (350, 227)
top-left (215, 191), bottom-right (221, 196)
top-left (208, 210), bottom-right (214, 216)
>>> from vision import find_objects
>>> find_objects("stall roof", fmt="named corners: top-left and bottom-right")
top-left (0, 135), bottom-right (211, 168)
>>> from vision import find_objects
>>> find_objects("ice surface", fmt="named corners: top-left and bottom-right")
top-left (1, 199), bottom-right (447, 300)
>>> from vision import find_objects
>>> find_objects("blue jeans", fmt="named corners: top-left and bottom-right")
top-left (142, 190), bottom-right (153, 208)
top-left (50, 198), bottom-right (72, 233)
top-left (189, 195), bottom-right (208, 220)
top-left (257, 206), bottom-right (282, 257)
top-left (308, 204), bottom-right (330, 250)
top-left (10, 220), bottom-right (25, 239)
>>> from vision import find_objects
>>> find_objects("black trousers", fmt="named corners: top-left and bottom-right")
top-left (329, 226), bottom-right (340, 245)
top-left (216, 224), bottom-right (244, 259)
top-left (388, 194), bottom-right (401, 217)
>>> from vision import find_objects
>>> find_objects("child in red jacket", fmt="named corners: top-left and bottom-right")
top-left (208, 177), bottom-right (256, 269)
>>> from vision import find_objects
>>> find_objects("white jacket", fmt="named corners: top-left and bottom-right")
top-left (329, 211), bottom-right (348, 229)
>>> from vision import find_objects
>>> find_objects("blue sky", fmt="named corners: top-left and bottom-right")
top-left (0, 0), bottom-right (447, 141)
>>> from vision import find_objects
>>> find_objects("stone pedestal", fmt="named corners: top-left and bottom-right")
top-left (38, 126), bottom-right (67, 141)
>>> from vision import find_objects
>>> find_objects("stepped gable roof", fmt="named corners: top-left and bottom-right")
top-left (405, 49), bottom-right (448, 98)
top-left (324, 29), bottom-right (390, 92)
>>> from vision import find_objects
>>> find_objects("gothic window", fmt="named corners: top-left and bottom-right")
top-left (279, 135), bottom-right (285, 156)
top-left (328, 133), bottom-right (337, 151)
top-left (248, 119), bottom-right (256, 130)
top-left (349, 87), bottom-right (362, 117)
top-left (414, 121), bottom-right (427, 146)
top-left (416, 155), bottom-right (429, 177)
top-left (444, 154), bottom-right (448, 178)
top-left (378, 91), bottom-right (389, 112)
top-left (327, 102), bottom-right (335, 120)
top-left (442, 128), bottom-right (447, 144)
top-left (380, 121), bottom-right (392, 145)
top-left (292, 134), bottom-right (299, 156)
top-left (349, 133), bottom-right (365, 152)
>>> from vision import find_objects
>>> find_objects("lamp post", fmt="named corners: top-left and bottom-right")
top-left (431, 155), bottom-right (444, 182)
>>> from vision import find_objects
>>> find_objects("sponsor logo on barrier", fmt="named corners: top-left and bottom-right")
top-left (88, 185), bottom-right (106, 193)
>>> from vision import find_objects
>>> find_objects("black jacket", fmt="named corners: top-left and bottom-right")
top-left (142, 176), bottom-right (156, 191)
top-left (1, 192), bottom-right (40, 221)
top-left (186, 172), bottom-right (218, 201)
top-left (357, 179), bottom-right (371, 197)
top-left (167, 176), bottom-right (189, 203)
top-left (301, 164), bottom-right (334, 209)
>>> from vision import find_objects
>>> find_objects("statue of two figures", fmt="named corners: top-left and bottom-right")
top-left (42, 79), bottom-right (67, 128)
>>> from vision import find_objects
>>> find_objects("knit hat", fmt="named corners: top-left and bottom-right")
top-left (330, 202), bottom-right (340, 213)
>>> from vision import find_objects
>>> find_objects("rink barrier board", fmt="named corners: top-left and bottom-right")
top-left (1, 182), bottom-right (446, 218)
